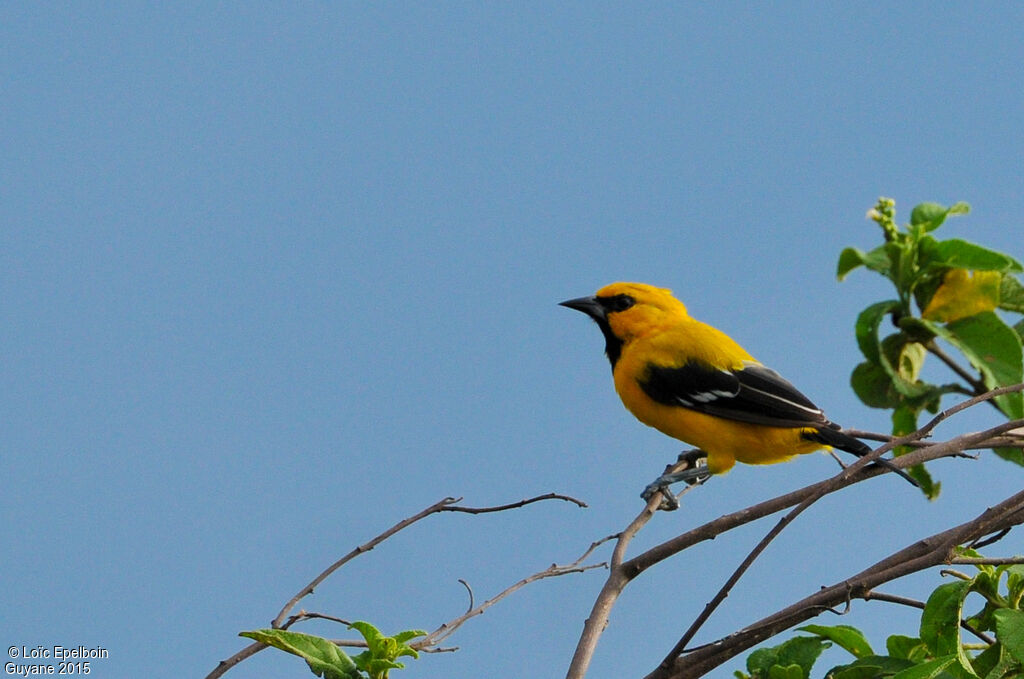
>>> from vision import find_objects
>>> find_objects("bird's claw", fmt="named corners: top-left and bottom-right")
top-left (641, 477), bottom-right (681, 510)
top-left (641, 461), bottom-right (711, 511)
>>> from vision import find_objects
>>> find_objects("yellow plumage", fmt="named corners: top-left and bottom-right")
top-left (562, 282), bottom-right (915, 485)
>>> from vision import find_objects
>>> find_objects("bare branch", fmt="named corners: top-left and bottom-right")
top-left (206, 493), bottom-right (587, 679)
top-left (268, 493), bottom-right (586, 630)
top-left (926, 340), bottom-right (989, 395)
top-left (283, 611), bottom-right (352, 629)
top-left (458, 579), bottom-right (474, 614)
top-left (842, 429), bottom-right (1024, 451)
top-left (969, 527), bottom-right (1013, 550)
top-left (424, 535), bottom-right (613, 647)
top-left (269, 496), bottom-right (461, 631)
top-left (565, 455), bottom-right (708, 679)
top-left (569, 386), bottom-right (1024, 679)
top-left (950, 556), bottom-right (1024, 566)
top-left (912, 384), bottom-right (1024, 441)
top-left (440, 492), bottom-right (588, 513)
top-left (862, 590), bottom-right (995, 644)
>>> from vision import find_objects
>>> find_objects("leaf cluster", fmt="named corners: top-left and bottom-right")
top-left (839, 198), bottom-right (1024, 495)
top-left (735, 559), bottom-right (1024, 679)
top-left (240, 622), bottom-right (426, 679)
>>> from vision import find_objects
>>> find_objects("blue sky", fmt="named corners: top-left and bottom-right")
top-left (4, 4), bottom-right (1024, 678)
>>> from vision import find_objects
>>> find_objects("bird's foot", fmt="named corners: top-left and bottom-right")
top-left (641, 451), bottom-right (710, 511)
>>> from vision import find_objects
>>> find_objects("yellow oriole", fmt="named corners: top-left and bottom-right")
top-left (561, 282), bottom-right (916, 487)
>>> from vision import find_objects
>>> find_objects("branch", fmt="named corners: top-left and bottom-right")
top-left (270, 496), bottom-right (460, 631)
top-left (648, 489), bottom-right (1024, 678)
top-left (423, 535), bottom-right (613, 647)
top-left (563, 386), bottom-right (1024, 679)
top-left (205, 493), bottom-right (587, 679)
top-left (565, 454), bottom-right (704, 679)
top-left (842, 429), bottom-right (1024, 451)
top-left (950, 556), bottom-right (1024, 566)
top-left (926, 340), bottom-right (989, 395)
top-left (641, 388), bottom-right (1024, 677)
top-left (440, 493), bottom-right (588, 514)
top-left (861, 590), bottom-right (995, 645)
top-left (566, 414), bottom-right (1020, 678)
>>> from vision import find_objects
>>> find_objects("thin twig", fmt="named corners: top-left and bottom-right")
top-left (283, 611), bottom-right (352, 629)
top-left (969, 528), bottom-right (1013, 550)
top-left (424, 535), bottom-right (613, 647)
top-left (647, 489), bottom-right (1024, 678)
top-left (565, 455), bottom-right (701, 679)
top-left (843, 429), bottom-right (1024, 451)
top-left (862, 590), bottom-right (995, 644)
top-left (926, 340), bottom-right (989, 395)
top-left (270, 493), bottom-right (586, 629)
top-left (457, 579), bottom-right (474, 613)
top-left (653, 433), bottom-right (885, 671)
top-left (440, 493), bottom-right (588, 513)
top-left (617, 416), bottom-right (1023, 595)
top-left (206, 493), bottom-right (587, 679)
top-left (271, 496), bottom-right (461, 630)
top-left (950, 556), bottom-right (1024, 566)
top-left (639, 386), bottom-right (1024, 678)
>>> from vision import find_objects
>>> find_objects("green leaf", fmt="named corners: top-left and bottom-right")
top-left (345, 622), bottom-right (425, 677)
top-left (767, 664), bottom-right (803, 679)
top-left (994, 447), bottom-right (1024, 466)
top-left (920, 580), bottom-right (981, 677)
top-left (924, 239), bottom-right (1023, 273)
top-left (839, 245), bottom-right (895, 281)
top-left (798, 624), bottom-right (873, 659)
top-left (944, 312), bottom-right (1024, 418)
top-left (999, 276), bottom-right (1024, 313)
top-left (828, 655), bottom-right (916, 678)
top-left (748, 648), bottom-right (780, 675)
top-left (887, 635), bottom-right (929, 661)
top-left (349, 621), bottom-right (384, 649)
top-left (921, 581), bottom-right (973, 657)
top-left (881, 334), bottom-right (934, 399)
top-left (969, 642), bottom-right (1009, 679)
top-left (830, 666), bottom-right (885, 679)
top-left (891, 403), bottom-right (919, 438)
top-left (911, 202), bottom-right (956, 231)
top-left (852, 360), bottom-right (901, 409)
top-left (891, 654), bottom-right (959, 679)
top-left (995, 609), bottom-right (1024, 664)
top-left (1005, 565), bottom-right (1024, 607)
top-left (856, 301), bottom-right (902, 363)
top-left (240, 629), bottom-right (361, 679)
top-left (891, 405), bottom-right (940, 497)
top-left (839, 247), bottom-right (869, 280)
top-left (775, 636), bottom-right (830, 676)
top-left (354, 656), bottom-right (404, 677)
top-left (391, 630), bottom-right (427, 645)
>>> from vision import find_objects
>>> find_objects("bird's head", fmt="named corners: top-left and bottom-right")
top-left (560, 282), bottom-right (689, 367)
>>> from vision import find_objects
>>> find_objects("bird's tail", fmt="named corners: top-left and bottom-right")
top-left (805, 426), bottom-right (919, 488)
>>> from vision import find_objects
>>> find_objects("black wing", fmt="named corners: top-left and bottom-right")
top-left (639, 360), bottom-right (830, 428)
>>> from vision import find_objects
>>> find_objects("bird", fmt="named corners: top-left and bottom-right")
top-left (560, 282), bottom-right (918, 498)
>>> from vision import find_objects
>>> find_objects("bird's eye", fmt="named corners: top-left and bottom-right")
top-left (601, 294), bottom-right (636, 313)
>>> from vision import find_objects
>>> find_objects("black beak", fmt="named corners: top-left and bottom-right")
top-left (559, 295), bottom-right (606, 323)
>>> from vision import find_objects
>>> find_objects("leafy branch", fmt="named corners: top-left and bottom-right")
top-left (565, 385), bottom-right (1024, 679)
top-left (204, 493), bottom-right (593, 679)
top-left (840, 198), bottom-right (1024, 495)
